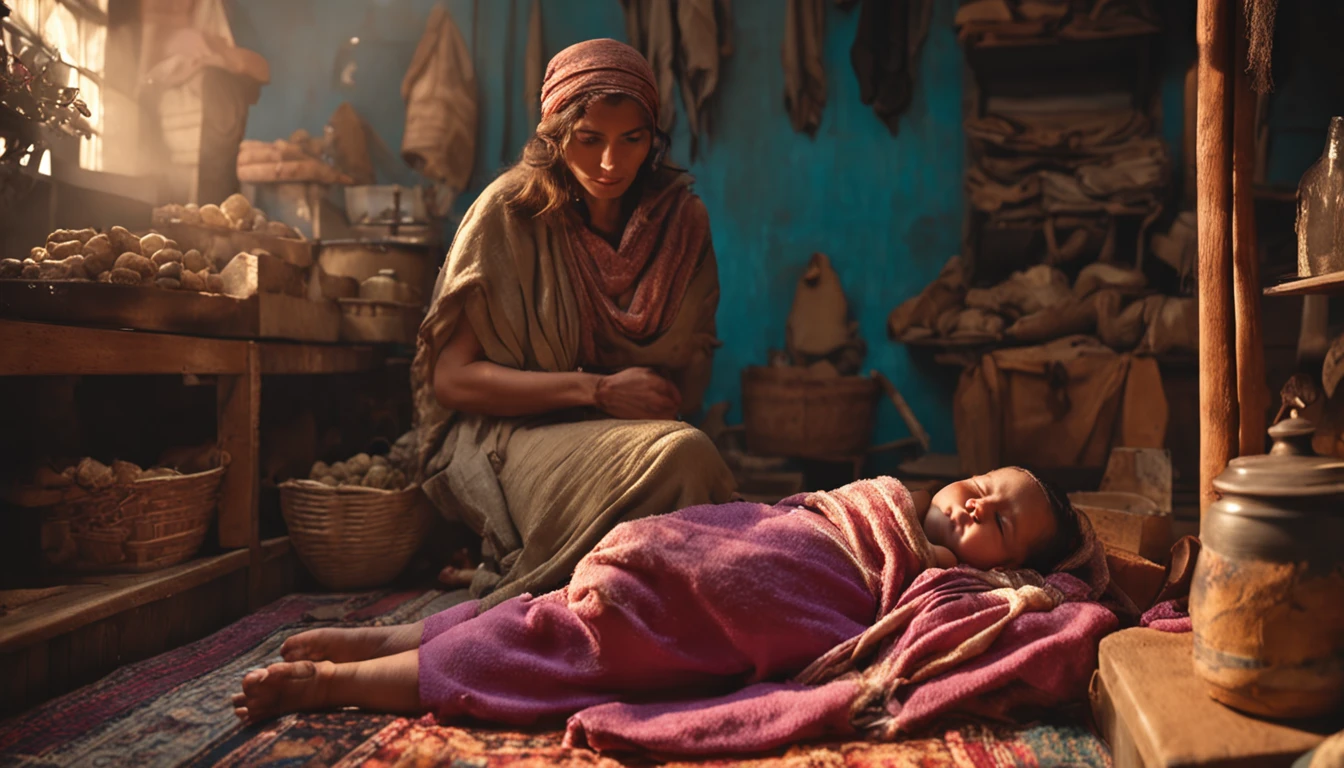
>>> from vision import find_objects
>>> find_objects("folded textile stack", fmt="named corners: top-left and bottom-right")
top-left (955, 0), bottom-right (1158, 46)
top-left (964, 107), bottom-right (1171, 266)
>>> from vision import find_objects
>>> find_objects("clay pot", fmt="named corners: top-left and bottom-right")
top-left (1190, 415), bottom-right (1344, 719)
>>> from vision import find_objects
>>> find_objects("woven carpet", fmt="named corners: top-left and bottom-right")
top-left (0, 590), bottom-right (1112, 767)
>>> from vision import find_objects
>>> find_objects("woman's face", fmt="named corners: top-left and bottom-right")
top-left (924, 468), bottom-right (1057, 570)
top-left (562, 97), bottom-right (653, 203)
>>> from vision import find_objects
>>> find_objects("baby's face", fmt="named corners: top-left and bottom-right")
top-left (923, 468), bottom-right (1057, 570)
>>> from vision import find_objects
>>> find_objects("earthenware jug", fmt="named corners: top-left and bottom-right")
top-left (1190, 415), bottom-right (1344, 718)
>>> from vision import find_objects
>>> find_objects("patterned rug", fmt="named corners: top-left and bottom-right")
top-left (0, 590), bottom-right (1112, 768)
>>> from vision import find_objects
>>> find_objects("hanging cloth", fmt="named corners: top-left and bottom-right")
top-left (675, 0), bottom-right (732, 158)
top-left (781, 0), bottom-right (826, 135)
top-left (621, 0), bottom-right (732, 153)
top-left (849, 0), bottom-right (932, 136)
top-left (402, 2), bottom-right (478, 195)
top-left (620, 0), bottom-right (678, 135)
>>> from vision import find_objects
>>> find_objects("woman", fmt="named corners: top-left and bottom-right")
top-left (410, 38), bottom-right (735, 609)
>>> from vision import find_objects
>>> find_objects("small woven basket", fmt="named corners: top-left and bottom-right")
top-left (279, 480), bottom-right (434, 590)
top-left (741, 366), bottom-right (881, 459)
top-left (35, 464), bottom-right (226, 573)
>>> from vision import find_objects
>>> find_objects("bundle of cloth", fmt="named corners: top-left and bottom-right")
top-left (417, 477), bottom-right (1120, 755)
top-left (888, 256), bottom-right (1196, 356)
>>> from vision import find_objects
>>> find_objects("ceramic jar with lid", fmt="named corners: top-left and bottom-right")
top-left (1191, 415), bottom-right (1344, 719)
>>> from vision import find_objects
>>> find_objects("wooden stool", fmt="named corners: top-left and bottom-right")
top-left (1090, 628), bottom-right (1341, 767)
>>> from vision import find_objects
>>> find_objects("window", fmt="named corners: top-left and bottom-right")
top-left (4, 0), bottom-right (109, 171)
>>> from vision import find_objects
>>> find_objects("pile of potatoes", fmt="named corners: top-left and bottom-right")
top-left (0, 225), bottom-right (228, 292)
top-left (31, 457), bottom-right (183, 493)
top-left (309, 452), bottom-right (407, 491)
top-left (154, 193), bottom-right (304, 240)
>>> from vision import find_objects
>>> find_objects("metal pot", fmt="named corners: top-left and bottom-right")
top-left (318, 239), bottom-right (437, 307)
top-left (1190, 415), bottom-right (1344, 719)
top-left (359, 269), bottom-right (403, 302)
top-left (344, 185), bottom-right (431, 226)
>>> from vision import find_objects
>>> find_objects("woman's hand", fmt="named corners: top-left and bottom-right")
top-left (594, 367), bottom-right (683, 420)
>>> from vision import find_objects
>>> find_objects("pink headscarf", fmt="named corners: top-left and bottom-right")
top-left (540, 38), bottom-right (660, 123)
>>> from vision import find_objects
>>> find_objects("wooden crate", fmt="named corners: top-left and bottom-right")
top-left (1070, 490), bottom-right (1173, 565)
top-left (1091, 629), bottom-right (1336, 768)
top-left (154, 220), bottom-right (317, 269)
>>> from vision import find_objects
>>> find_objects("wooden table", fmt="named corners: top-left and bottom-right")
top-left (1091, 629), bottom-right (1339, 767)
top-left (0, 319), bottom-right (387, 716)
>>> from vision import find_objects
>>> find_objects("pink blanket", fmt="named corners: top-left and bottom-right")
top-left (418, 478), bottom-right (1118, 755)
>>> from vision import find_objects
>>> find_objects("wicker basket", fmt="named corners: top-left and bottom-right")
top-left (279, 480), bottom-right (434, 590)
top-left (741, 366), bottom-right (880, 460)
top-left (35, 465), bottom-right (226, 573)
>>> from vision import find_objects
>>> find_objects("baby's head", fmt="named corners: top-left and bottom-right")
top-left (923, 467), bottom-right (1082, 572)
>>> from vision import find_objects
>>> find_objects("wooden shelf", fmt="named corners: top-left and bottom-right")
top-left (1254, 184), bottom-right (1297, 204)
top-left (964, 25), bottom-right (1159, 97)
top-left (0, 320), bottom-right (387, 376)
top-left (260, 535), bottom-right (291, 563)
top-left (0, 319), bottom-right (250, 376)
top-left (1263, 272), bottom-right (1344, 297)
top-left (899, 334), bottom-right (1003, 350)
top-left (966, 25), bottom-right (1159, 52)
top-left (259, 341), bottom-right (384, 375)
top-left (0, 279), bottom-right (345, 343)
top-left (0, 319), bottom-right (384, 714)
top-left (0, 550), bottom-right (249, 653)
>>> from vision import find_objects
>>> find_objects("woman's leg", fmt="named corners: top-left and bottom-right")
top-left (482, 420), bottom-right (735, 609)
top-left (280, 622), bottom-right (425, 663)
top-left (232, 649), bottom-right (422, 723)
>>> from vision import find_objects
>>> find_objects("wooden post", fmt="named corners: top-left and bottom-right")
top-left (217, 343), bottom-right (260, 552)
top-left (1197, 0), bottom-right (1239, 516)
top-left (1233, 1), bottom-right (1267, 457)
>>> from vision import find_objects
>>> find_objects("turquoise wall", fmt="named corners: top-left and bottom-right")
top-left (229, 0), bottom-right (967, 459)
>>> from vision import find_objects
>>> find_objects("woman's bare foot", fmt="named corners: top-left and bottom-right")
top-left (231, 660), bottom-right (334, 723)
top-left (280, 623), bottom-right (423, 664)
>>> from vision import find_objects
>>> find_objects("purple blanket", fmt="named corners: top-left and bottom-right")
top-left (417, 478), bottom-right (1118, 755)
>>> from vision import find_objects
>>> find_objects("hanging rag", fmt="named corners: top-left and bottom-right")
top-left (619, 0), bottom-right (732, 153)
top-left (782, 0), bottom-right (826, 135)
top-left (402, 3), bottom-right (478, 196)
top-left (675, 0), bottom-right (732, 157)
top-left (525, 0), bottom-right (544, 125)
top-left (619, 0), bottom-right (678, 135)
top-left (849, 0), bottom-right (932, 135)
